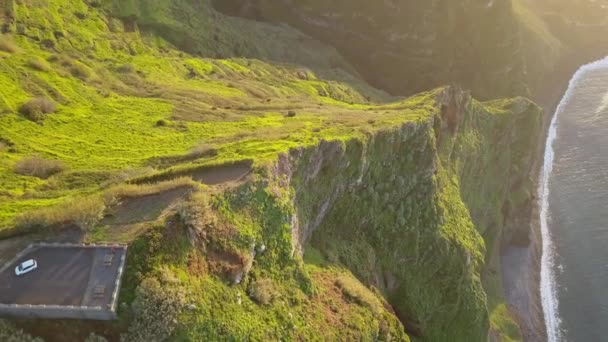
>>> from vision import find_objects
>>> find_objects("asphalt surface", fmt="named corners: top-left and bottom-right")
top-left (0, 246), bottom-right (126, 307)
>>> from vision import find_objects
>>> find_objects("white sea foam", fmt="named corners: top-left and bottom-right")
top-left (540, 56), bottom-right (608, 342)
top-left (595, 90), bottom-right (608, 114)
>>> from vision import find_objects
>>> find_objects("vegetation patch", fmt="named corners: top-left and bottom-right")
top-left (104, 177), bottom-right (196, 203)
top-left (0, 35), bottom-right (18, 53)
top-left (336, 274), bottom-right (384, 315)
top-left (248, 278), bottom-right (278, 305)
top-left (147, 144), bottom-right (218, 168)
top-left (0, 319), bottom-right (42, 342)
top-left (122, 276), bottom-right (185, 342)
top-left (116, 63), bottom-right (136, 74)
top-left (27, 57), bottom-right (51, 72)
top-left (14, 155), bottom-right (64, 179)
top-left (70, 62), bottom-right (94, 80)
top-left (15, 195), bottom-right (105, 232)
top-left (18, 97), bottom-right (56, 122)
top-left (490, 304), bottom-right (523, 342)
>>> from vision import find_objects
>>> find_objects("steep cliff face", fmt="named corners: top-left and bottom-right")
top-left (172, 88), bottom-right (538, 341)
top-left (266, 88), bottom-right (541, 341)
top-left (214, 0), bottom-right (559, 100)
top-left (149, 88), bottom-right (541, 341)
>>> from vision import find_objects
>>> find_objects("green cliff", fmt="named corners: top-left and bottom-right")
top-left (0, 0), bottom-right (543, 341)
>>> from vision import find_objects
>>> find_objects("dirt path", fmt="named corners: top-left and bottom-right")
top-left (192, 162), bottom-right (251, 185)
top-left (102, 187), bottom-right (191, 226)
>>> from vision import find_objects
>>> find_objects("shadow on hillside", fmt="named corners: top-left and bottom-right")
top-left (127, 0), bottom-right (396, 105)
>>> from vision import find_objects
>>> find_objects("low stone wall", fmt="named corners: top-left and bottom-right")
top-left (111, 250), bottom-right (127, 313)
top-left (0, 243), bottom-right (127, 321)
top-left (0, 304), bottom-right (116, 320)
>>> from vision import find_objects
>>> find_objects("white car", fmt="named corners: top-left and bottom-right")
top-left (15, 259), bottom-right (37, 276)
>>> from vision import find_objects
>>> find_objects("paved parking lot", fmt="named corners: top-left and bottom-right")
top-left (0, 245), bottom-right (126, 308)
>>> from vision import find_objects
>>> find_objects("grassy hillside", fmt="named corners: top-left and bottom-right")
top-left (0, 0), bottom-right (399, 234)
top-left (0, 1), bottom-right (543, 341)
top-left (215, 0), bottom-right (564, 100)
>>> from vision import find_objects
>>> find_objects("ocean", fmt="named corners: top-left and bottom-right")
top-left (541, 57), bottom-right (608, 342)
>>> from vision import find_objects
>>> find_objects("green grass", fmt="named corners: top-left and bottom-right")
top-left (0, 0), bottom-right (424, 232)
top-left (490, 304), bottom-right (523, 342)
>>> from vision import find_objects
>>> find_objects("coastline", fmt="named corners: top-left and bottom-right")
top-left (500, 53), bottom-right (591, 342)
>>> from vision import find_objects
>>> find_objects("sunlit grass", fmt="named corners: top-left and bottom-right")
top-left (0, 0), bottom-right (438, 233)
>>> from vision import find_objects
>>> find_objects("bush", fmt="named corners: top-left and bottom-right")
top-left (117, 63), bottom-right (135, 73)
top-left (286, 110), bottom-right (297, 118)
top-left (0, 35), bottom-right (19, 53)
top-left (122, 277), bottom-right (185, 342)
top-left (48, 54), bottom-right (73, 67)
top-left (0, 319), bottom-right (43, 341)
top-left (70, 62), bottom-right (93, 80)
top-left (188, 143), bottom-right (216, 158)
top-left (27, 57), bottom-right (51, 71)
top-left (19, 97), bottom-right (56, 122)
top-left (14, 155), bottom-right (64, 179)
top-left (147, 144), bottom-right (217, 168)
top-left (335, 275), bottom-right (383, 315)
top-left (84, 333), bottom-right (107, 342)
top-left (16, 195), bottom-right (105, 231)
top-left (155, 119), bottom-right (169, 127)
top-left (248, 278), bottom-right (277, 305)
top-left (103, 177), bottom-right (195, 205)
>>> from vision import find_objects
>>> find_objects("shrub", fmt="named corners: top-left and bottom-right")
top-left (286, 110), bottom-right (296, 118)
top-left (19, 97), bottom-right (56, 122)
top-left (14, 155), bottom-right (64, 179)
top-left (16, 195), bottom-right (105, 231)
top-left (155, 119), bottom-right (169, 127)
top-left (103, 177), bottom-right (195, 204)
top-left (117, 63), bottom-right (135, 73)
top-left (188, 143), bottom-right (216, 158)
top-left (147, 144), bottom-right (217, 167)
top-left (248, 278), bottom-right (277, 305)
top-left (27, 57), bottom-right (51, 71)
top-left (122, 277), bottom-right (185, 342)
top-left (84, 333), bottom-right (107, 342)
top-left (0, 319), bottom-right (43, 341)
top-left (335, 275), bottom-right (383, 315)
top-left (0, 35), bottom-right (19, 53)
top-left (48, 54), bottom-right (73, 67)
top-left (71, 62), bottom-right (93, 80)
